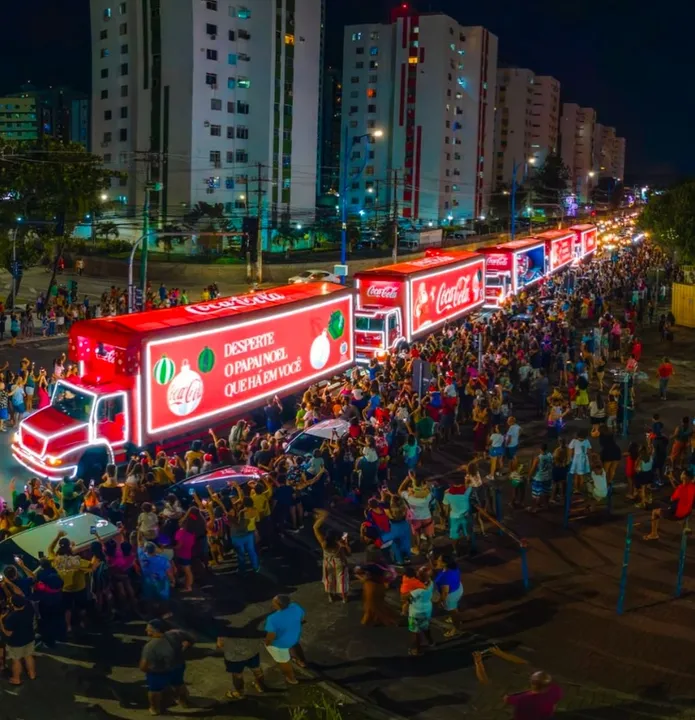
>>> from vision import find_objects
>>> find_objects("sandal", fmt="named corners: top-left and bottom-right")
top-left (8, 678), bottom-right (22, 686)
top-left (226, 690), bottom-right (244, 701)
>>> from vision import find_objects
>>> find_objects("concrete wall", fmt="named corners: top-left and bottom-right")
top-left (79, 232), bottom-right (508, 287)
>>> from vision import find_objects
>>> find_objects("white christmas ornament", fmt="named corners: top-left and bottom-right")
top-left (167, 360), bottom-right (204, 417)
top-left (310, 330), bottom-right (330, 370)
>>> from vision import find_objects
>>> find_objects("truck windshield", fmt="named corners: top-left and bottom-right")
top-left (355, 316), bottom-right (384, 332)
top-left (51, 382), bottom-right (95, 423)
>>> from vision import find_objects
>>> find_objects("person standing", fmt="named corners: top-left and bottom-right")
top-left (504, 671), bottom-right (563, 719)
top-left (217, 630), bottom-right (265, 701)
top-left (264, 595), bottom-right (306, 686)
top-left (405, 566), bottom-right (435, 656)
top-left (313, 509), bottom-right (350, 603)
top-left (657, 357), bottom-right (673, 400)
top-left (0, 594), bottom-right (37, 685)
top-left (139, 619), bottom-right (195, 715)
top-left (504, 417), bottom-right (521, 472)
top-left (528, 443), bottom-right (553, 512)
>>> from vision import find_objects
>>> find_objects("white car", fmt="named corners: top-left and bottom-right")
top-left (288, 269), bottom-right (341, 284)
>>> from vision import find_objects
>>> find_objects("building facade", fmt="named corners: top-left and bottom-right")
top-left (0, 86), bottom-right (89, 147)
top-left (90, 0), bottom-right (321, 234)
top-left (319, 66), bottom-right (342, 194)
top-left (341, 8), bottom-right (497, 227)
top-left (493, 69), bottom-right (559, 190)
top-left (560, 102), bottom-right (597, 202)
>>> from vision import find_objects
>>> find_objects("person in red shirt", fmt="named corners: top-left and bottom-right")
top-left (657, 356), bottom-right (674, 400)
top-left (645, 468), bottom-right (695, 540)
top-left (504, 671), bottom-right (562, 719)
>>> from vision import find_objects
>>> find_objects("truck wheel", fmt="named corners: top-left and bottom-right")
top-left (77, 449), bottom-right (108, 483)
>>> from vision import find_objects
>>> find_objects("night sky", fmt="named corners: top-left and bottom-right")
top-left (0, 0), bottom-right (689, 183)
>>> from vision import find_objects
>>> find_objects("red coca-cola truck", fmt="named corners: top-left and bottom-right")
top-left (534, 229), bottom-right (576, 275)
top-left (12, 283), bottom-right (355, 479)
top-left (570, 224), bottom-right (598, 259)
top-left (480, 238), bottom-right (547, 308)
top-left (353, 251), bottom-right (485, 361)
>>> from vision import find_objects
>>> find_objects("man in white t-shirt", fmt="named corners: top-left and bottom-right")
top-left (504, 417), bottom-right (521, 471)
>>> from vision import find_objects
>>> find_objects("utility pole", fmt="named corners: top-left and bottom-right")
top-left (373, 179), bottom-right (380, 232)
top-left (244, 175), bottom-right (251, 281)
top-left (134, 150), bottom-right (162, 306)
top-left (392, 170), bottom-right (399, 264)
top-left (253, 162), bottom-right (266, 284)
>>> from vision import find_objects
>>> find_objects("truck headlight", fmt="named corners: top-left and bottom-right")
top-left (46, 456), bottom-right (63, 467)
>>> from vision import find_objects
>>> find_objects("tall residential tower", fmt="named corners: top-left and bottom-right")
top-left (90, 0), bottom-right (322, 234)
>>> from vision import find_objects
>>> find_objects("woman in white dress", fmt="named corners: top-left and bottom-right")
top-left (568, 429), bottom-right (592, 491)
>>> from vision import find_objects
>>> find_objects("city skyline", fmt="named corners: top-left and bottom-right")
top-left (0, 0), bottom-right (685, 183)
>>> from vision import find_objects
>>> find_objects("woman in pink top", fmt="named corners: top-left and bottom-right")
top-left (104, 535), bottom-right (137, 607)
top-left (174, 523), bottom-right (196, 593)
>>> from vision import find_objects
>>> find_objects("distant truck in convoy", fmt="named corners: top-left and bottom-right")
top-left (353, 251), bottom-right (485, 361)
top-left (12, 283), bottom-right (355, 480)
top-left (570, 224), bottom-right (598, 259)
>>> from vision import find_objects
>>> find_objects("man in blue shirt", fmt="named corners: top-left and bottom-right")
top-left (264, 594), bottom-right (306, 685)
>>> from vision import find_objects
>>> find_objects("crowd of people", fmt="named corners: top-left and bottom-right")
top-left (0, 234), bottom-right (693, 715)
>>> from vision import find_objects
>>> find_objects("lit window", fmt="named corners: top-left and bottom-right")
top-left (449, 43), bottom-right (455, 51)
top-left (367, 88), bottom-right (376, 98)
top-left (100, 49), bottom-right (110, 58)
top-left (283, 178), bottom-right (291, 189)
top-left (285, 34), bottom-right (295, 45)
top-left (237, 6), bottom-right (250, 18)
top-left (408, 57), bottom-right (418, 64)
top-left (351, 32), bottom-right (362, 41)
top-left (104, 8), bottom-right (112, 20)
top-left (238, 77), bottom-right (250, 88)
top-left (369, 47), bottom-right (378, 56)
top-left (228, 53), bottom-right (237, 65)
top-left (228, 77), bottom-right (236, 89)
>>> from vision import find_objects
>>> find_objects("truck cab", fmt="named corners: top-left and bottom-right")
top-left (13, 378), bottom-right (132, 481)
top-left (354, 306), bottom-right (404, 362)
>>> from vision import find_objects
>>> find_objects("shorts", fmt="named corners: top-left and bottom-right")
top-left (265, 645), bottom-right (291, 664)
top-left (444, 584), bottom-right (464, 611)
top-left (25, 386), bottom-right (34, 396)
top-left (408, 614), bottom-right (432, 633)
top-left (146, 671), bottom-right (172, 693)
top-left (63, 588), bottom-right (88, 613)
top-left (169, 664), bottom-right (185, 687)
top-left (225, 653), bottom-right (261, 674)
top-left (489, 446), bottom-right (504, 458)
top-left (175, 556), bottom-right (192, 567)
top-left (449, 515), bottom-right (469, 540)
top-left (6, 641), bottom-right (34, 661)
top-left (410, 518), bottom-right (434, 537)
top-left (505, 446), bottom-right (518, 460)
top-left (0, 408), bottom-right (7, 421)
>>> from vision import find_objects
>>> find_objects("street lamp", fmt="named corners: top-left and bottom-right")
top-left (510, 157), bottom-right (536, 241)
top-left (340, 127), bottom-right (384, 282)
top-left (100, 193), bottom-right (108, 202)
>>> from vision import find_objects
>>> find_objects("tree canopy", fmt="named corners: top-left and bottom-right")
top-left (0, 138), bottom-right (117, 304)
top-left (638, 181), bottom-right (695, 261)
top-left (531, 153), bottom-right (571, 205)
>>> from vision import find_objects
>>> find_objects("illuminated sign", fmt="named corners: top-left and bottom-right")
top-left (409, 259), bottom-right (485, 336)
top-left (145, 295), bottom-right (354, 434)
top-left (547, 235), bottom-right (574, 273)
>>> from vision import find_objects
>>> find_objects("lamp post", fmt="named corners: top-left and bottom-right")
top-left (340, 128), bottom-right (383, 282)
top-left (510, 157), bottom-right (535, 241)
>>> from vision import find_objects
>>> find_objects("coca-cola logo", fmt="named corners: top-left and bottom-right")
top-left (486, 254), bottom-right (509, 268)
top-left (186, 292), bottom-right (286, 316)
top-left (167, 365), bottom-right (204, 417)
top-left (366, 284), bottom-right (399, 300)
top-left (435, 275), bottom-right (473, 315)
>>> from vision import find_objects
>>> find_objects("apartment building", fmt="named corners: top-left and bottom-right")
top-left (341, 7), bottom-right (497, 225)
top-left (90, 0), bottom-right (321, 234)
top-left (493, 69), bottom-right (559, 190)
top-left (319, 66), bottom-right (342, 194)
top-left (560, 103), bottom-right (597, 202)
top-left (0, 86), bottom-right (89, 147)
top-left (612, 136), bottom-right (625, 181)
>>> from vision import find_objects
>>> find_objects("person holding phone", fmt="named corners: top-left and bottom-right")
top-left (312, 509), bottom-right (350, 603)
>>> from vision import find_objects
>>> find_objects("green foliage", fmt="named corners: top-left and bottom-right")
top-left (0, 138), bottom-right (117, 303)
top-left (95, 221), bottom-right (120, 240)
top-left (531, 153), bottom-right (571, 204)
top-left (183, 202), bottom-right (229, 230)
top-left (638, 181), bottom-right (695, 261)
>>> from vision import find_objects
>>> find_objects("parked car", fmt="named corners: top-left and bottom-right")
top-left (288, 269), bottom-right (340, 284)
top-left (285, 418), bottom-right (348, 457)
